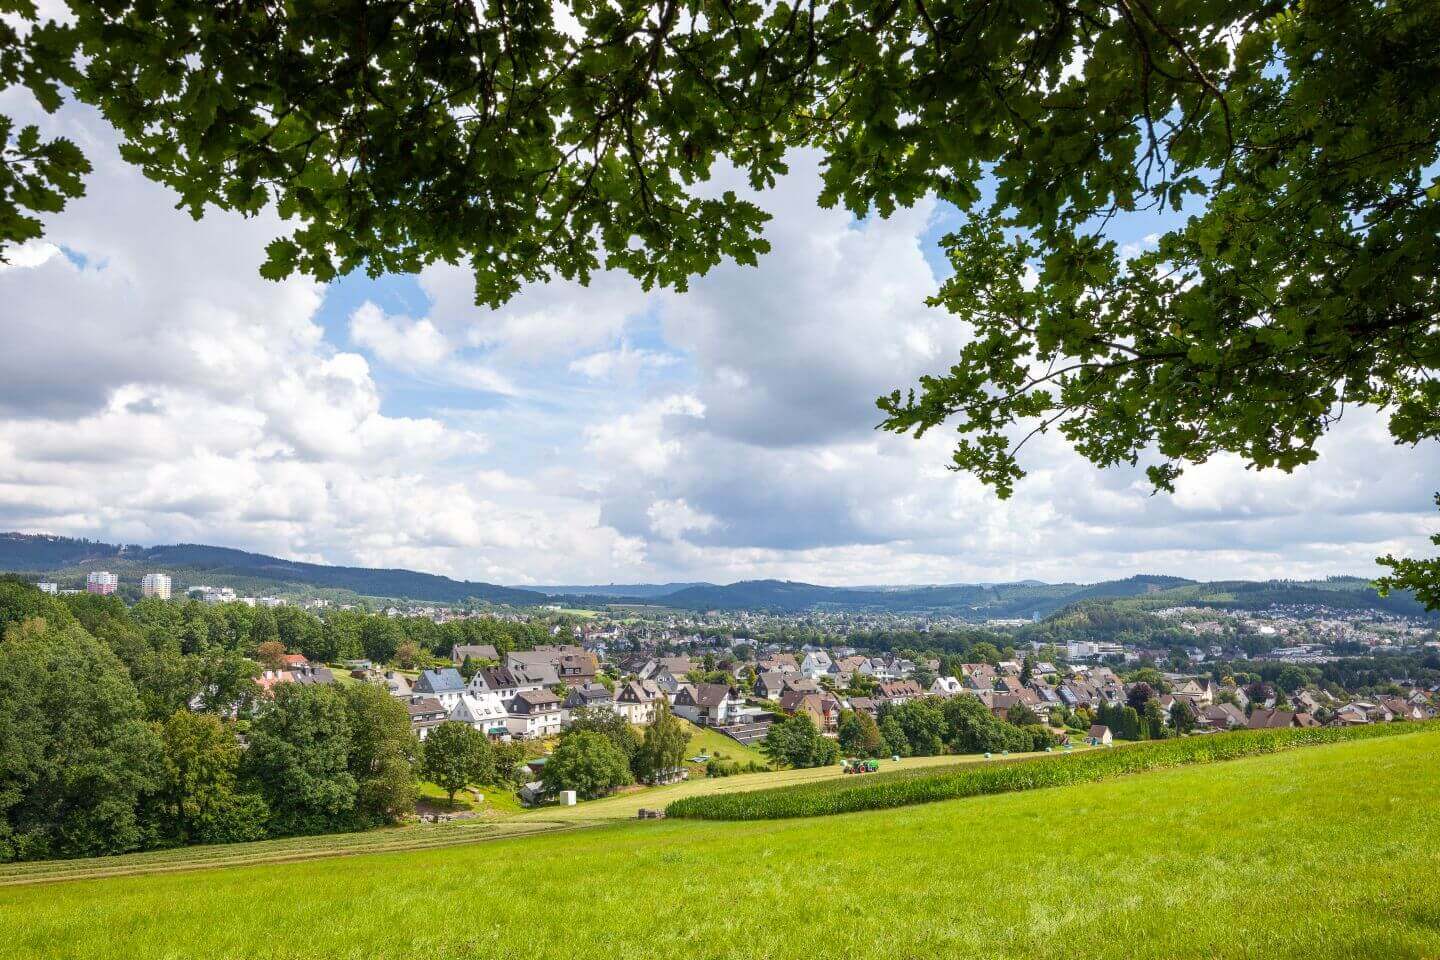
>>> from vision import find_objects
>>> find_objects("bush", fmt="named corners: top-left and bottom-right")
top-left (667, 722), bottom-right (1432, 821)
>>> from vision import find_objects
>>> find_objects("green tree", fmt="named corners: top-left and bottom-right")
top-left (1143, 699), bottom-right (1169, 740)
top-left (155, 710), bottom-right (267, 845)
top-left (763, 713), bottom-right (840, 769)
top-left (241, 684), bottom-right (357, 836)
top-left (420, 722), bottom-right (494, 806)
top-left (255, 639), bottom-right (287, 672)
top-left (343, 685), bottom-right (418, 826)
top-left (247, 608), bottom-right (279, 652)
top-left (0, 618), bottom-right (163, 861)
top-left (837, 709), bottom-right (885, 758)
top-left (1169, 699), bottom-right (1197, 736)
top-left (879, 713), bottom-right (909, 757)
top-left (893, 699), bottom-right (948, 757)
top-left (541, 730), bottom-right (633, 800)
top-left (633, 705), bottom-right (690, 784)
top-left (970, 643), bottom-right (1002, 666)
top-left (490, 741), bottom-right (534, 788)
top-left (1005, 702), bottom-right (1041, 728)
top-left (565, 708), bottom-right (642, 764)
top-left (360, 617), bottom-right (404, 665)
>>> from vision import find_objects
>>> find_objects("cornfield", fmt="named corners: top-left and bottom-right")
top-left (666, 721), bottom-right (1432, 820)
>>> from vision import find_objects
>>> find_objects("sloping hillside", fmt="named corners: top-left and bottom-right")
top-left (1, 730), bottom-right (1435, 959)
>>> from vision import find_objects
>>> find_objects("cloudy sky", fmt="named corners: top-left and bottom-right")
top-left (2, 90), bottom-right (1437, 587)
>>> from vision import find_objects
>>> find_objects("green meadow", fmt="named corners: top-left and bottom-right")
top-left (3, 728), bottom-right (1438, 959)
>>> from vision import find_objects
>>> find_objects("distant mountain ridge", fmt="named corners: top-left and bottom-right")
top-left (523, 582), bottom-right (711, 599)
top-left (0, 533), bottom-right (1425, 619)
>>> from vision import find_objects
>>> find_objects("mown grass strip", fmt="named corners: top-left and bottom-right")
top-left (0, 819), bottom-right (581, 887)
top-left (666, 722), bottom-right (1434, 820)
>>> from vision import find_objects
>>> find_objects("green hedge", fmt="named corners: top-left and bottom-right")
top-left (666, 721), bottom-right (1435, 821)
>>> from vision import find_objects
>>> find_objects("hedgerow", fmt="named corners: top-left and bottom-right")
top-left (666, 721), bottom-right (1435, 820)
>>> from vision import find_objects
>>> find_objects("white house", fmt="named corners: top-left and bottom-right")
top-left (449, 692), bottom-right (512, 738)
top-left (929, 676), bottom-right (964, 697)
top-left (800, 651), bottom-right (834, 680)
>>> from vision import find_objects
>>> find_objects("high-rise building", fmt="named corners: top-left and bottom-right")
top-left (86, 571), bottom-right (119, 595)
top-left (141, 573), bottom-right (172, 599)
top-left (37, 581), bottom-right (59, 595)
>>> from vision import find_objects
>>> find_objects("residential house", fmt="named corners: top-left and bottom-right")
top-left (781, 676), bottom-right (820, 696)
top-left (1380, 696), bottom-right (1433, 721)
top-left (509, 646), bottom-right (599, 685)
top-left (451, 643), bottom-right (499, 667)
top-left (1248, 708), bottom-right (1319, 729)
top-left (752, 671), bottom-right (789, 701)
top-left (929, 676), bottom-right (964, 697)
top-left (640, 656), bottom-right (695, 681)
top-left (673, 683), bottom-right (736, 727)
top-left (782, 691), bottom-right (842, 734)
top-left (470, 664), bottom-right (553, 709)
top-left (875, 679), bottom-right (924, 706)
top-left (800, 650), bottom-right (835, 680)
top-left (1199, 702), bottom-right (1248, 730)
top-left (563, 682), bottom-right (616, 720)
top-left (1087, 724), bottom-right (1113, 746)
top-left (847, 696), bottom-right (879, 718)
top-left (508, 688), bottom-right (565, 739)
top-left (407, 698), bottom-right (448, 741)
top-left (449, 692), bottom-right (512, 738)
top-left (615, 679), bottom-right (664, 725)
top-left (413, 668), bottom-right (468, 710)
top-left (758, 654), bottom-right (799, 674)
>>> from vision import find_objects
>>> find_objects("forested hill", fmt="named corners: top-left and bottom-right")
top-left (0, 534), bottom-right (543, 605)
top-left (654, 575), bottom-right (1197, 616)
top-left (0, 534), bottom-right (1425, 618)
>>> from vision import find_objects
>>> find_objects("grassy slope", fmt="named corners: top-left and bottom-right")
top-left (681, 718), bottom-right (771, 768)
top-left (0, 753), bottom-right (1013, 885)
top-left (4, 731), bottom-right (1438, 959)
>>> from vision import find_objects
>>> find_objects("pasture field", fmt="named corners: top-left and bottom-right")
top-left (2, 729), bottom-right (1437, 959)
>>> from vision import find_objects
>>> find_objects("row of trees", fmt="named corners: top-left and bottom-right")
top-left (4, 581), bottom-right (552, 669)
top-left (760, 695), bottom-right (1060, 770)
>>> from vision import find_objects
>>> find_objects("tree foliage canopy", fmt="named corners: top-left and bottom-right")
top-left (2, 0), bottom-right (1437, 582)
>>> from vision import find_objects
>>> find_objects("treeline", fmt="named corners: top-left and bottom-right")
top-left (0, 579), bottom-right (547, 863)
top-left (761, 696), bottom-right (1059, 772)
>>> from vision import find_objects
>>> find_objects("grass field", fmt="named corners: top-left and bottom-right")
top-left (2, 729), bottom-right (1437, 958)
top-left (0, 749), bottom-right (995, 884)
top-left (681, 717), bottom-right (771, 768)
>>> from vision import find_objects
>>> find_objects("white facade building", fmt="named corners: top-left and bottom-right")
top-left (141, 573), bottom-right (172, 599)
top-left (86, 571), bottom-right (118, 595)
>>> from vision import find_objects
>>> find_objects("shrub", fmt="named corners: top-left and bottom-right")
top-left (667, 722), bottom-right (1432, 821)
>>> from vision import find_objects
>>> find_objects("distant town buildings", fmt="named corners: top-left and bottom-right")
top-left (141, 573), bottom-right (172, 599)
top-left (86, 571), bottom-right (118, 595)
top-left (37, 581), bottom-right (59, 595)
